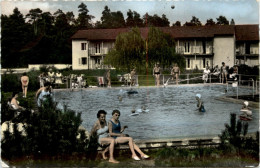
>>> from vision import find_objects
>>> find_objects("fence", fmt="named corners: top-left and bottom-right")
top-left (59, 73), bottom-right (259, 99)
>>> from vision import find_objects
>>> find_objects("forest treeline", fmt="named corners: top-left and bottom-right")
top-left (1, 2), bottom-right (234, 68)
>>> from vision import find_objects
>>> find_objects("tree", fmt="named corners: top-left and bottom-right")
top-left (1, 8), bottom-right (33, 67)
top-left (77, 2), bottom-right (94, 28)
top-left (143, 13), bottom-right (170, 27)
top-left (39, 12), bottom-right (54, 35)
top-left (66, 11), bottom-right (76, 25)
top-left (54, 9), bottom-right (69, 36)
top-left (126, 9), bottom-right (134, 27)
top-left (216, 15), bottom-right (229, 25)
top-left (26, 8), bottom-right (43, 35)
top-left (133, 11), bottom-right (144, 27)
top-left (172, 21), bottom-right (181, 27)
top-left (205, 18), bottom-right (216, 26)
top-left (161, 14), bottom-right (170, 27)
top-left (147, 27), bottom-right (180, 68)
top-left (104, 27), bottom-right (145, 71)
top-left (230, 18), bottom-right (235, 25)
top-left (183, 16), bottom-right (202, 26)
top-left (100, 6), bottom-right (125, 28)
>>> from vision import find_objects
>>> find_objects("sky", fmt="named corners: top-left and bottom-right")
top-left (1, 0), bottom-right (259, 25)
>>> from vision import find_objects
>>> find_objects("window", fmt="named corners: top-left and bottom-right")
top-left (95, 58), bottom-right (100, 64)
top-left (82, 57), bottom-right (87, 65)
top-left (185, 42), bottom-right (190, 53)
top-left (187, 58), bottom-right (190, 68)
top-left (203, 58), bottom-right (206, 68)
top-left (81, 43), bottom-right (87, 50)
top-left (245, 43), bottom-right (250, 54)
top-left (95, 43), bottom-right (101, 53)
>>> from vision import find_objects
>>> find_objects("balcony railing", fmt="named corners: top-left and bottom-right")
top-left (89, 48), bottom-right (111, 55)
top-left (236, 48), bottom-right (259, 55)
top-left (176, 46), bottom-right (213, 55)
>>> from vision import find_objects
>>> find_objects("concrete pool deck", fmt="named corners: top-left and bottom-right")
top-left (97, 133), bottom-right (257, 151)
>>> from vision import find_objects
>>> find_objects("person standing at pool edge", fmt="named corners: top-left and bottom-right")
top-left (108, 109), bottom-right (149, 160)
top-left (171, 63), bottom-right (180, 85)
top-left (106, 69), bottom-right (111, 88)
top-left (221, 62), bottom-right (228, 84)
top-left (21, 72), bottom-right (29, 98)
top-left (153, 63), bottom-right (161, 86)
top-left (130, 68), bottom-right (136, 86)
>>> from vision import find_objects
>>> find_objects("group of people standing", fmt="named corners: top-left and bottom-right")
top-left (39, 69), bottom-right (63, 88)
top-left (90, 109), bottom-right (149, 163)
top-left (153, 63), bottom-right (181, 86)
top-left (209, 62), bottom-right (239, 84)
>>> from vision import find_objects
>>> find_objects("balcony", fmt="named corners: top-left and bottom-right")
top-left (89, 48), bottom-right (111, 56)
top-left (236, 47), bottom-right (259, 56)
top-left (176, 46), bottom-right (213, 55)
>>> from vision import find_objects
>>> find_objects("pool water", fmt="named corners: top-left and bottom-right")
top-left (54, 84), bottom-right (259, 140)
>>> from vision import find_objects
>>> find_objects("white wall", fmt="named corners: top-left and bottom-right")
top-left (72, 40), bottom-right (89, 70)
top-left (213, 36), bottom-right (235, 68)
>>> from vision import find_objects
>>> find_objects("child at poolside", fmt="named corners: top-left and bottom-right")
top-left (195, 94), bottom-right (205, 112)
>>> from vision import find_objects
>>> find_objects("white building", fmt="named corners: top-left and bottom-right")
top-left (71, 25), bottom-right (259, 70)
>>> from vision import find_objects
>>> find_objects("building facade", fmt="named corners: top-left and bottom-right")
top-left (71, 25), bottom-right (259, 70)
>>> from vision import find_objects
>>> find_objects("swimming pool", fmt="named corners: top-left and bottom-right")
top-left (54, 84), bottom-right (259, 140)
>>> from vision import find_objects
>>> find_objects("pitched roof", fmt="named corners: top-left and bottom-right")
top-left (71, 25), bottom-right (259, 41)
top-left (235, 24), bottom-right (259, 41)
top-left (159, 25), bottom-right (235, 39)
top-left (71, 28), bottom-right (131, 40)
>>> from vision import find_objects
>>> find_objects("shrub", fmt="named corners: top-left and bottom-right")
top-left (1, 97), bottom-right (92, 161)
top-left (219, 113), bottom-right (259, 159)
top-left (1, 74), bottom-right (20, 92)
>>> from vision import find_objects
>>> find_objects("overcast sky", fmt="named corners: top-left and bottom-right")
top-left (1, 0), bottom-right (259, 25)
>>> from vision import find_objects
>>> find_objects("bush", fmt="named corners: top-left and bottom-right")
top-left (219, 113), bottom-right (259, 159)
top-left (1, 74), bottom-right (20, 92)
top-left (1, 97), bottom-right (92, 161)
top-left (1, 70), bottom-right (41, 92)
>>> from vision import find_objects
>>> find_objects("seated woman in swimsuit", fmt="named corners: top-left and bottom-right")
top-left (21, 72), bottom-right (29, 98)
top-left (11, 92), bottom-right (26, 111)
top-left (90, 110), bottom-right (119, 163)
top-left (108, 109), bottom-right (149, 161)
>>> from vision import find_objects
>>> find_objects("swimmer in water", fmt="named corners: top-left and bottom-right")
top-left (118, 95), bottom-right (123, 101)
top-left (240, 101), bottom-right (252, 117)
top-left (195, 94), bottom-right (205, 112)
top-left (131, 106), bottom-right (136, 113)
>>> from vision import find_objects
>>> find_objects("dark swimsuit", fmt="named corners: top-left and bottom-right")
top-left (110, 120), bottom-right (121, 139)
top-left (154, 72), bottom-right (160, 75)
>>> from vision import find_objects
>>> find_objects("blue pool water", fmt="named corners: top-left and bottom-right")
top-left (54, 84), bottom-right (259, 140)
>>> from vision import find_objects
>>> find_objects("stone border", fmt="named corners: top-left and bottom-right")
top-left (97, 136), bottom-right (221, 150)
top-left (215, 96), bottom-right (259, 108)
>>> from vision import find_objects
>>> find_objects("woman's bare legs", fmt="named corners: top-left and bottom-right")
top-left (24, 86), bottom-right (28, 98)
top-left (132, 143), bottom-right (145, 156)
top-left (100, 138), bottom-right (119, 163)
top-left (155, 75), bottom-right (160, 86)
top-left (115, 137), bottom-right (138, 157)
top-left (102, 147), bottom-right (109, 160)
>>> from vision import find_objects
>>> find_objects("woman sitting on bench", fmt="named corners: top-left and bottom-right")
top-left (10, 92), bottom-right (26, 111)
top-left (90, 110), bottom-right (119, 164)
top-left (108, 109), bottom-right (149, 161)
